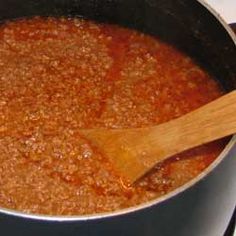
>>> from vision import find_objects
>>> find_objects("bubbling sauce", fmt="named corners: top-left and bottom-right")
top-left (0, 17), bottom-right (226, 215)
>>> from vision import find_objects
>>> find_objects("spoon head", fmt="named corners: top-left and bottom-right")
top-left (80, 128), bottom-right (149, 184)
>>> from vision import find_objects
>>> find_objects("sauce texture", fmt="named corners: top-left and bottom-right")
top-left (0, 17), bottom-right (226, 215)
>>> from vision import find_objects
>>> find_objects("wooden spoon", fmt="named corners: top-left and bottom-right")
top-left (80, 90), bottom-right (236, 184)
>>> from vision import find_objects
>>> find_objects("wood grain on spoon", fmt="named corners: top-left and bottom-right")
top-left (80, 90), bottom-right (236, 184)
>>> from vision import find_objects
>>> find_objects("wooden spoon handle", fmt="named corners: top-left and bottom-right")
top-left (135, 90), bottom-right (236, 171)
top-left (80, 91), bottom-right (236, 183)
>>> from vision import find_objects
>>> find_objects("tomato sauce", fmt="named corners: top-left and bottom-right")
top-left (0, 17), bottom-right (226, 215)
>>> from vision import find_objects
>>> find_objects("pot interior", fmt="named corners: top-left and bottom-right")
top-left (0, 0), bottom-right (235, 219)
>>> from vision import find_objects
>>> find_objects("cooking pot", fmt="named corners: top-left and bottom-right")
top-left (0, 0), bottom-right (235, 235)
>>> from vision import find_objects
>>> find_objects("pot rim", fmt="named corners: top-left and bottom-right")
top-left (0, 0), bottom-right (235, 222)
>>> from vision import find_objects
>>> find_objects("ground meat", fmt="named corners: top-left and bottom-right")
top-left (0, 17), bottom-right (226, 215)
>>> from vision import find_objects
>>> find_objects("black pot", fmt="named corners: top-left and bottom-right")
top-left (0, 1), bottom-right (235, 236)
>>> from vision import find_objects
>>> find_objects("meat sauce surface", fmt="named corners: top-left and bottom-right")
top-left (0, 17), bottom-right (226, 215)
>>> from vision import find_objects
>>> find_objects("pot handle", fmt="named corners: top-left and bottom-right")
top-left (229, 23), bottom-right (236, 34)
